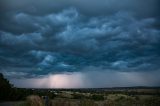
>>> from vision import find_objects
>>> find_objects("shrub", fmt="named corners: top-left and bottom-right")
top-left (27, 95), bottom-right (44, 106)
top-left (91, 94), bottom-right (104, 101)
top-left (72, 93), bottom-right (84, 99)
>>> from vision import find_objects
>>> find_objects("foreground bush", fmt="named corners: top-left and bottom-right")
top-left (16, 95), bottom-right (44, 106)
top-left (27, 95), bottom-right (44, 106)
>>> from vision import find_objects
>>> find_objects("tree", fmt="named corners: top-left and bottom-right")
top-left (0, 73), bottom-right (13, 101)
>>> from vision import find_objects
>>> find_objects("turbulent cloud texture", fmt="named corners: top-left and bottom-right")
top-left (0, 0), bottom-right (160, 87)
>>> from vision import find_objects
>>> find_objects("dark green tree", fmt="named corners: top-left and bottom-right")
top-left (0, 73), bottom-right (13, 101)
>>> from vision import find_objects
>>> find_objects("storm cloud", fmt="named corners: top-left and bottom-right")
top-left (0, 0), bottom-right (160, 87)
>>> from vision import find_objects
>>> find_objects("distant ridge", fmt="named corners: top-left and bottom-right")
top-left (23, 86), bottom-right (160, 90)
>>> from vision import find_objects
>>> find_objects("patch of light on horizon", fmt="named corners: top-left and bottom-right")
top-left (10, 70), bottom-right (160, 88)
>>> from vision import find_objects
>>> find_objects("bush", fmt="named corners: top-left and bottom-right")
top-left (91, 94), bottom-right (104, 101)
top-left (72, 93), bottom-right (84, 99)
top-left (27, 95), bottom-right (44, 106)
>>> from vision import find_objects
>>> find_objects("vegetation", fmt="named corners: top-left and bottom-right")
top-left (15, 95), bottom-right (160, 106)
top-left (15, 95), bottom-right (44, 106)
top-left (0, 73), bottom-right (160, 106)
top-left (0, 73), bottom-right (14, 101)
top-left (91, 94), bottom-right (104, 101)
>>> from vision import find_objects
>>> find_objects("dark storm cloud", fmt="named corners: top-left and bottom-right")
top-left (1, 0), bottom-right (159, 16)
top-left (0, 0), bottom-right (160, 81)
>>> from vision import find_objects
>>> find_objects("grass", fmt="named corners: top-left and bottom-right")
top-left (15, 93), bottom-right (160, 106)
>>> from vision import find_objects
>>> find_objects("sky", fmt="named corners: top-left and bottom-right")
top-left (0, 0), bottom-right (160, 88)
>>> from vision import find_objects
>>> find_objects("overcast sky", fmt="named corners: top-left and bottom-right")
top-left (0, 0), bottom-right (160, 88)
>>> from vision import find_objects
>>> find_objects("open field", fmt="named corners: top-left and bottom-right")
top-left (1, 87), bottom-right (160, 106)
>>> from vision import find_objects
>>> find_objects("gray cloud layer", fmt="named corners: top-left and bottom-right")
top-left (0, 0), bottom-right (160, 87)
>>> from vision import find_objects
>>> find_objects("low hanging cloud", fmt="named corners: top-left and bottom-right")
top-left (11, 69), bottom-right (160, 88)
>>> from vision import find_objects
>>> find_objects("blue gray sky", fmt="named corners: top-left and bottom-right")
top-left (0, 0), bottom-right (160, 88)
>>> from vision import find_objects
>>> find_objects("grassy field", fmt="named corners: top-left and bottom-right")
top-left (11, 88), bottom-right (160, 106)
